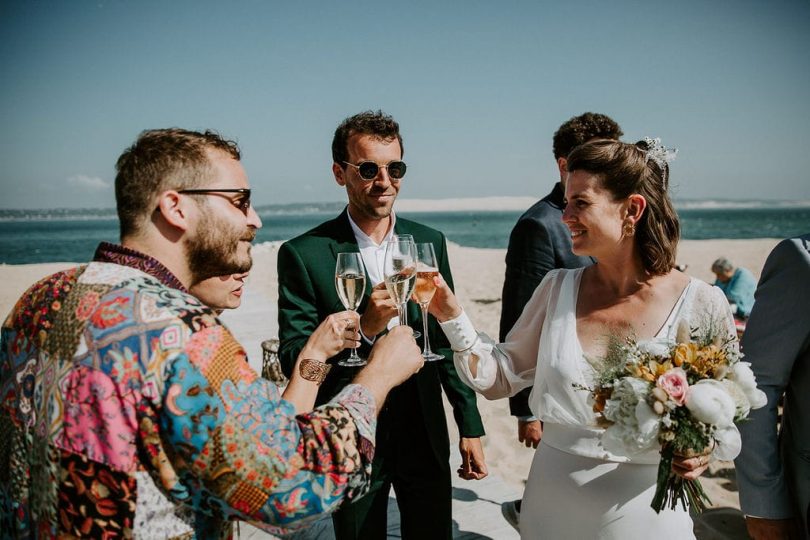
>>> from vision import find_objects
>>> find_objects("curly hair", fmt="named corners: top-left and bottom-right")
top-left (566, 139), bottom-right (680, 275)
top-left (552, 112), bottom-right (623, 159)
top-left (115, 128), bottom-right (240, 238)
top-left (331, 110), bottom-right (404, 166)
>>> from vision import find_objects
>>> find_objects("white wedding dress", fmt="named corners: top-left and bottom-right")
top-left (440, 268), bottom-right (736, 539)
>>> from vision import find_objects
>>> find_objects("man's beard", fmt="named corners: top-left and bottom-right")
top-left (187, 212), bottom-right (255, 283)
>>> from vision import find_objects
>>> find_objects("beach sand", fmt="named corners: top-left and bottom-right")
top-left (0, 237), bottom-right (782, 527)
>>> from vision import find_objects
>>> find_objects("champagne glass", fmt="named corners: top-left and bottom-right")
top-left (390, 234), bottom-right (420, 337)
top-left (383, 236), bottom-right (417, 329)
top-left (335, 252), bottom-right (367, 367)
top-left (414, 243), bottom-right (443, 361)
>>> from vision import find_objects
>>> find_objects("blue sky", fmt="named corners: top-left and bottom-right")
top-left (2, 0), bottom-right (809, 209)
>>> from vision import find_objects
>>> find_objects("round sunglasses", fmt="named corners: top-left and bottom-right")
top-left (343, 160), bottom-right (407, 181)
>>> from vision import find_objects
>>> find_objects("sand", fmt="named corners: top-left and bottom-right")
top-left (0, 237), bottom-right (782, 515)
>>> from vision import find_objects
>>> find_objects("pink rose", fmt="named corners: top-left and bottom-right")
top-left (657, 368), bottom-right (689, 405)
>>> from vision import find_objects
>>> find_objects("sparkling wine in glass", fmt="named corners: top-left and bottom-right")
top-left (384, 236), bottom-right (417, 329)
top-left (335, 252), bottom-right (366, 367)
top-left (389, 234), bottom-right (421, 338)
top-left (415, 243), bottom-right (444, 361)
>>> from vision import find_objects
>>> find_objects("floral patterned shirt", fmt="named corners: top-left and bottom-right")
top-left (0, 244), bottom-right (376, 539)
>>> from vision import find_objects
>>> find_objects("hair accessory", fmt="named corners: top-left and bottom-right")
top-left (643, 137), bottom-right (678, 170)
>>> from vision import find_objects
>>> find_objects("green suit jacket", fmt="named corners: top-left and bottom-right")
top-left (277, 209), bottom-right (484, 465)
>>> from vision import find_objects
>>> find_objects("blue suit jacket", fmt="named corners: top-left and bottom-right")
top-left (735, 233), bottom-right (810, 536)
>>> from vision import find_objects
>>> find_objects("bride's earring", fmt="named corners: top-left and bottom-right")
top-left (623, 220), bottom-right (636, 237)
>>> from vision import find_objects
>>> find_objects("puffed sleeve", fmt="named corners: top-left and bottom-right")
top-left (439, 270), bottom-right (559, 400)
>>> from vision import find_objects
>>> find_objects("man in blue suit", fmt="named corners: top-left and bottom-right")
top-left (735, 234), bottom-right (810, 539)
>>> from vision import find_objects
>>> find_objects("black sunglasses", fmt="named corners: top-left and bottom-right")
top-left (178, 188), bottom-right (252, 214)
top-left (343, 160), bottom-right (407, 181)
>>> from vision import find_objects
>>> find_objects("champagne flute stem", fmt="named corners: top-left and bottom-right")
top-left (420, 304), bottom-right (432, 355)
top-left (349, 310), bottom-right (360, 360)
top-left (398, 303), bottom-right (407, 326)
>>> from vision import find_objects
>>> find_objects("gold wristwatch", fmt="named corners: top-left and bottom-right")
top-left (299, 358), bottom-right (332, 385)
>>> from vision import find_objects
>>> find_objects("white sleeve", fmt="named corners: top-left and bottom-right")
top-left (439, 271), bottom-right (557, 400)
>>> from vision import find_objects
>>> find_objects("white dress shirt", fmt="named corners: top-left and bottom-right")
top-left (346, 210), bottom-right (399, 337)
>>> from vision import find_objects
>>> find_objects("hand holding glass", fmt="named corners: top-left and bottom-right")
top-left (414, 243), bottom-right (443, 361)
top-left (335, 252), bottom-right (366, 367)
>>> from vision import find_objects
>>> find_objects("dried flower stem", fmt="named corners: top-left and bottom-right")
top-left (651, 444), bottom-right (712, 514)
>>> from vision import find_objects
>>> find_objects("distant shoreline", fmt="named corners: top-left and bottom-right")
top-left (3, 205), bottom-right (807, 264)
top-left (2, 196), bottom-right (810, 218)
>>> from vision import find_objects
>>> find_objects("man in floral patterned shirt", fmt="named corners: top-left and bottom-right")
top-left (0, 128), bottom-right (423, 538)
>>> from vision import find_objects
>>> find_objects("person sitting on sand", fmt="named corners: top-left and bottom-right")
top-left (711, 256), bottom-right (756, 318)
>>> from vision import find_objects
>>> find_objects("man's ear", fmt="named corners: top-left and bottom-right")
top-left (155, 190), bottom-right (192, 232)
top-left (333, 162), bottom-right (347, 187)
top-left (557, 157), bottom-right (568, 183)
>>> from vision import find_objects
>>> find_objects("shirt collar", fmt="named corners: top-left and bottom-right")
top-left (93, 242), bottom-right (187, 292)
top-left (548, 182), bottom-right (565, 208)
top-left (346, 208), bottom-right (396, 248)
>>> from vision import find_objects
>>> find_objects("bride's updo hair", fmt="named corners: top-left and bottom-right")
top-left (566, 139), bottom-right (680, 275)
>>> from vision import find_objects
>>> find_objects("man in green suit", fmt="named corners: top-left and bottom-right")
top-left (278, 110), bottom-right (487, 539)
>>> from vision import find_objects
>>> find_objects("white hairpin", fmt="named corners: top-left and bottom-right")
top-left (643, 137), bottom-right (678, 170)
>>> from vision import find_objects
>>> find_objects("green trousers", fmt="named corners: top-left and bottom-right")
top-left (332, 380), bottom-right (453, 540)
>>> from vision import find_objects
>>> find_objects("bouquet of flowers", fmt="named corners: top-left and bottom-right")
top-left (585, 318), bottom-right (766, 513)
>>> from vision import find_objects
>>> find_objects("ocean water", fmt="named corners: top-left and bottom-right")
top-left (1, 202), bottom-right (808, 265)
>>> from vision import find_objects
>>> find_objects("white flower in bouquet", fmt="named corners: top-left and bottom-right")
top-left (728, 361), bottom-right (767, 410)
top-left (685, 380), bottom-right (736, 427)
top-left (602, 377), bottom-right (659, 455)
top-left (712, 424), bottom-right (742, 461)
top-left (721, 378), bottom-right (753, 419)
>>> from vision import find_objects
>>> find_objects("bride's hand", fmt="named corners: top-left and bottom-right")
top-left (671, 448), bottom-right (711, 481)
top-left (427, 273), bottom-right (462, 322)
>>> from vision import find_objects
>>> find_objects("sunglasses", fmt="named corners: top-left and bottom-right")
top-left (178, 188), bottom-right (252, 214)
top-left (343, 160), bottom-right (407, 181)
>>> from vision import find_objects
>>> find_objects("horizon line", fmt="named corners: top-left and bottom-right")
top-left (2, 195), bottom-right (810, 214)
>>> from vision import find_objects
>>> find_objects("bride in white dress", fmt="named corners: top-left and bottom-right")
top-left (428, 139), bottom-right (736, 539)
